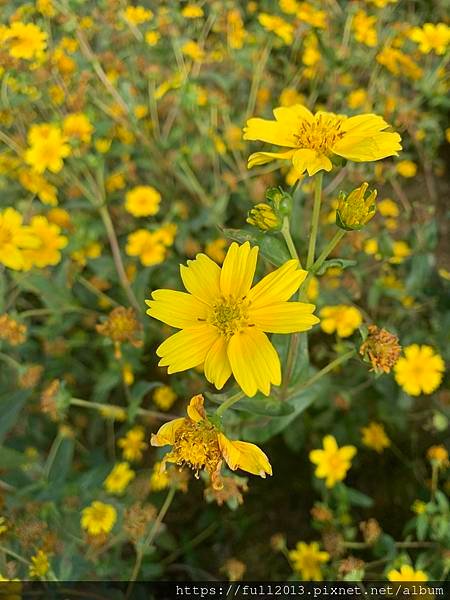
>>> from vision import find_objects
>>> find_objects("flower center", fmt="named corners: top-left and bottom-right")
top-left (209, 296), bottom-right (250, 338)
top-left (294, 115), bottom-right (345, 153)
top-left (171, 421), bottom-right (222, 478)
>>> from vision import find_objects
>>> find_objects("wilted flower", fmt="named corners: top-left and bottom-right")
top-left (221, 558), bottom-right (246, 581)
top-left (359, 325), bottom-right (401, 373)
top-left (0, 314), bottom-right (27, 345)
top-left (96, 307), bottom-right (142, 358)
top-left (427, 445), bottom-right (449, 468)
top-left (336, 183), bottom-right (377, 231)
top-left (359, 518), bottom-right (381, 545)
top-left (204, 474), bottom-right (248, 508)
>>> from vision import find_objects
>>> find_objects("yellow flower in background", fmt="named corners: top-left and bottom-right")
top-left (153, 385), bottom-right (177, 411)
top-left (289, 541), bottom-right (329, 580)
top-left (389, 240), bottom-right (411, 264)
top-left (123, 5), bottom-right (153, 25)
top-left (146, 242), bottom-right (319, 397)
top-left (279, 88), bottom-right (305, 107)
top-left (258, 14), bottom-right (294, 45)
top-left (378, 198), bottom-right (399, 218)
top-left (151, 394), bottom-right (272, 488)
top-left (149, 461), bottom-right (170, 491)
top-left (125, 230), bottom-right (167, 266)
top-left (394, 344), bottom-right (444, 396)
top-left (118, 426), bottom-right (148, 462)
top-left (145, 31), bottom-right (161, 46)
top-left (182, 4), bottom-right (204, 18)
top-left (411, 500), bottom-right (427, 515)
top-left (63, 112), bottom-right (93, 143)
top-left (182, 40), bottom-right (205, 61)
top-left (29, 549), bottom-right (50, 578)
top-left (361, 422), bottom-right (391, 453)
top-left (19, 169), bottom-right (58, 206)
top-left (387, 564), bottom-right (428, 582)
top-left (369, 0), bottom-right (397, 7)
top-left (0, 207), bottom-right (39, 270)
top-left (396, 160), bottom-right (417, 178)
top-left (377, 46), bottom-right (423, 80)
top-left (22, 216), bottom-right (68, 269)
top-left (353, 11), bottom-right (378, 47)
top-left (81, 501), bottom-right (117, 536)
top-left (410, 23), bottom-right (450, 55)
top-left (310, 435), bottom-right (357, 488)
top-left (0, 517), bottom-right (8, 535)
top-left (347, 88), bottom-right (368, 110)
top-left (125, 185), bottom-right (161, 217)
top-left (6, 22), bottom-right (47, 60)
top-left (104, 462), bottom-right (135, 494)
top-left (244, 104), bottom-right (401, 176)
top-left (205, 238), bottom-right (227, 264)
top-left (320, 305), bottom-right (362, 338)
top-left (427, 445), bottom-right (449, 468)
top-left (297, 2), bottom-right (327, 28)
top-left (25, 124), bottom-right (71, 173)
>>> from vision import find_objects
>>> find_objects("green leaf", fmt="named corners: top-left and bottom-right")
top-left (47, 436), bottom-right (75, 485)
top-left (221, 228), bottom-right (290, 266)
top-left (315, 258), bottom-right (357, 275)
top-left (416, 514), bottom-right (428, 541)
top-left (0, 389), bottom-right (30, 444)
top-left (345, 486), bottom-right (374, 508)
top-left (0, 446), bottom-right (28, 469)
top-left (14, 271), bottom-right (74, 311)
top-left (0, 270), bottom-right (6, 312)
top-left (128, 381), bottom-right (161, 421)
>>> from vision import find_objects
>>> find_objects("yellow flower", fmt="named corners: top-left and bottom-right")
top-left (29, 549), bottom-right (50, 578)
top-left (104, 462), bottom-right (135, 494)
top-left (125, 185), bottom-right (161, 217)
top-left (247, 203), bottom-right (282, 232)
top-left (19, 169), bottom-right (58, 206)
top-left (297, 3), bottom-right (327, 28)
top-left (205, 238), bottom-right (227, 264)
top-left (37, 0), bottom-right (56, 16)
top-left (181, 40), bottom-right (205, 61)
top-left (146, 242), bottom-right (319, 397)
top-left (123, 5), bottom-right (153, 25)
top-left (387, 564), bottom-right (428, 582)
top-left (427, 445), bottom-right (449, 468)
top-left (359, 325), bottom-right (401, 373)
top-left (81, 501), bottom-right (117, 536)
top-left (227, 9), bottom-right (246, 49)
top-left (361, 422), bottom-right (391, 453)
top-left (126, 230), bottom-right (167, 266)
top-left (153, 385), bottom-right (177, 411)
top-left (377, 46), bottom-right (423, 80)
top-left (244, 105), bottom-right (401, 176)
top-left (0, 208), bottom-right (39, 270)
top-left (25, 124), bottom-right (71, 174)
top-left (396, 160), bottom-right (417, 178)
top-left (154, 223), bottom-right (177, 247)
top-left (347, 88), bottom-right (368, 110)
top-left (310, 435), bottom-right (357, 488)
top-left (411, 500), bottom-right (427, 514)
top-left (151, 394), bottom-right (272, 488)
top-left (353, 10), bottom-right (377, 47)
top-left (410, 23), bottom-right (450, 55)
top-left (22, 216), bottom-right (68, 269)
top-left (378, 198), bottom-right (399, 217)
top-left (389, 240), bottom-right (411, 264)
top-left (63, 112), bottom-right (93, 143)
top-left (149, 462), bottom-right (170, 491)
top-left (289, 541), bottom-right (329, 580)
top-left (336, 182), bottom-right (377, 230)
top-left (369, 0), bottom-right (397, 7)
top-left (279, 88), bottom-right (305, 108)
top-left (118, 426), bottom-right (148, 462)
top-left (182, 4), bottom-right (204, 18)
top-left (320, 305), bottom-right (362, 338)
top-left (258, 13), bottom-right (294, 45)
top-left (0, 517), bottom-right (7, 535)
top-left (0, 314), bottom-right (26, 346)
top-left (394, 344), bottom-right (445, 396)
top-left (6, 22), bottom-right (47, 60)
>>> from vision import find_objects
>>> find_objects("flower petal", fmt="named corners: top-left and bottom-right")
top-left (333, 132), bottom-right (402, 162)
top-left (219, 433), bottom-right (272, 477)
top-left (250, 301), bottom-right (319, 333)
top-left (145, 289), bottom-right (207, 328)
top-left (220, 242), bottom-right (258, 299)
top-left (151, 418), bottom-right (185, 447)
top-left (247, 149), bottom-right (296, 169)
top-left (227, 328), bottom-right (281, 397)
top-left (157, 325), bottom-right (219, 373)
top-left (293, 148), bottom-right (333, 176)
top-left (243, 117), bottom-right (298, 147)
top-left (186, 394), bottom-right (206, 422)
top-left (247, 259), bottom-right (306, 308)
top-left (204, 335), bottom-right (232, 390)
top-left (273, 104), bottom-right (315, 124)
top-left (180, 253), bottom-right (221, 305)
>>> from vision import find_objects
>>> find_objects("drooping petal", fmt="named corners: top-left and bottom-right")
top-left (151, 418), bottom-right (185, 447)
top-left (218, 433), bottom-right (272, 477)
top-left (250, 301), bottom-right (320, 333)
top-left (247, 259), bottom-right (306, 308)
top-left (180, 253), bottom-right (221, 305)
top-left (186, 394), bottom-right (206, 422)
top-left (145, 289), bottom-right (207, 328)
top-left (220, 242), bottom-right (258, 299)
top-left (247, 149), bottom-right (296, 169)
top-left (227, 328), bottom-right (281, 397)
top-left (243, 117), bottom-right (298, 147)
top-left (204, 335), bottom-right (232, 390)
top-left (157, 325), bottom-right (219, 373)
top-left (293, 148), bottom-right (333, 176)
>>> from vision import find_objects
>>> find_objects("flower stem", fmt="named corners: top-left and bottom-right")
top-left (281, 217), bottom-right (301, 264)
top-left (311, 229), bottom-right (346, 274)
top-left (306, 172), bottom-right (323, 269)
top-left (215, 390), bottom-right (245, 417)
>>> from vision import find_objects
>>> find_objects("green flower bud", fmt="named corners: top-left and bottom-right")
top-left (336, 183), bottom-right (377, 231)
top-left (265, 187), bottom-right (293, 217)
top-left (247, 203), bottom-right (282, 232)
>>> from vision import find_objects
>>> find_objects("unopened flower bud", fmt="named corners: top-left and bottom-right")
top-left (247, 203), bottom-right (282, 231)
top-left (336, 183), bottom-right (377, 231)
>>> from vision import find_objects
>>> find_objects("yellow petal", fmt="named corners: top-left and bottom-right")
top-left (151, 418), bottom-right (185, 447)
top-left (243, 117), bottom-right (298, 147)
top-left (247, 149), bottom-right (296, 169)
top-left (218, 433), bottom-right (272, 477)
top-left (145, 289), bottom-right (207, 328)
top-left (293, 148), bottom-right (333, 176)
top-left (323, 435), bottom-right (338, 452)
top-left (204, 335), bottom-right (232, 390)
top-left (180, 253), bottom-right (221, 305)
top-left (333, 132), bottom-right (402, 162)
top-left (157, 325), bottom-right (219, 373)
top-left (309, 449), bottom-right (324, 465)
top-left (227, 328), bottom-right (281, 397)
top-left (220, 242), bottom-right (258, 299)
top-left (273, 104), bottom-right (314, 125)
top-left (250, 301), bottom-right (319, 333)
top-left (247, 259), bottom-right (306, 308)
top-left (341, 113), bottom-right (389, 135)
top-left (186, 394), bottom-right (206, 422)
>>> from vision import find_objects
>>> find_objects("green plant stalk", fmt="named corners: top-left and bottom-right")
top-left (215, 390), bottom-right (245, 417)
top-left (306, 172), bottom-right (323, 269)
top-left (281, 217), bottom-right (300, 263)
top-left (311, 229), bottom-right (346, 274)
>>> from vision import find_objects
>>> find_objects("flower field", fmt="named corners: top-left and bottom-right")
top-left (0, 0), bottom-right (449, 585)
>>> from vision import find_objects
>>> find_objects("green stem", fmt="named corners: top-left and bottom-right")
top-left (0, 352), bottom-right (21, 370)
top-left (288, 349), bottom-right (356, 398)
top-left (306, 172), bottom-right (323, 269)
top-left (281, 217), bottom-right (300, 264)
top-left (311, 229), bottom-right (346, 274)
top-left (215, 391), bottom-right (245, 417)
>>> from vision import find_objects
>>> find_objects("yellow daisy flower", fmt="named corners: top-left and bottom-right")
top-left (6, 22), bottom-right (47, 60)
top-left (125, 185), bottom-right (161, 217)
top-left (103, 462), bottom-right (135, 494)
top-left (81, 501), bottom-right (117, 536)
top-left (320, 305), bottom-right (362, 338)
top-left (0, 207), bottom-right (39, 271)
top-left (394, 344), bottom-right (444, 396)
top-left (117, 426), bottom-right (148, 462)
top-left (289, 541), bottom-right (329, 581)
top-left (151, 394), bottom-right (272, 489)
top-left (387, 564), bottom-right (428, 582)
top-left (361, 422), bottom-right (391, 453)
top-left (243, 104), bottom-right (401, 176)
top-left (146, 242), bottom-right (319, 397)
top-left (309, 435), bottom-right (357, 488)
top-left (22, 215), bottom-right (68, 269)
top-left (409, 23), bottom-right (450, 55)
top-left (29, 549), bottom-right (50, 578)
top-left (25, 124), bottom-right (71, 174)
